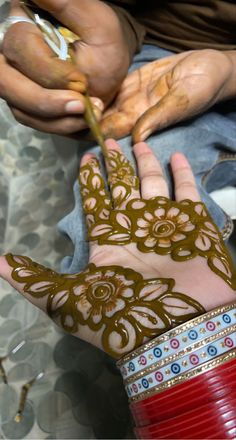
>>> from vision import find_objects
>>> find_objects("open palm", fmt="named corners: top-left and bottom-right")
top-left (1, 140), bottom-right (235, 359)
top-left (101, 50), bottom-right (233, 141)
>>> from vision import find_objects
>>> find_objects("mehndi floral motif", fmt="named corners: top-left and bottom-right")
top-left (79, 157), bottom-right (112, 229)
top-left (5, 254), bottom-right (204, 358)
top-left (105, 150), bottom-right (139, 208)
top-left (79, 155), bottom-right (236, 289)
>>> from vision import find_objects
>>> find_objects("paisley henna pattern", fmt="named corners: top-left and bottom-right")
top-left (79, 153), bottom-right (236, 289)
top-left (5, 254), bottom-right (204, 358)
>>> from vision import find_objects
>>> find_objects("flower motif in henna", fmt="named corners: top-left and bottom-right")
top-left (79, 155), bottom-right (236, 290)
top-left (5, 254), bottom-right (204, 358)
top-left (106, 150), bottom-right (139, 207)
top-left (79, 157), bottom-right (111, 229)
top-left (74, 269), bottom-right (133, 324)
top-left (134, 204), bottom-right (194, 251)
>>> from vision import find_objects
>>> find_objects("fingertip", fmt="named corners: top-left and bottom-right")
top-left (90, 97), bottom-right (104, 112)
top-left (132, 127), bottom-right (142, 144)
top-left (133, 142), bottom-right (152, 157)
top-left (170, 152), bottom-right (191, 170)
top-left (104, 138), bottom-right (120, 151)
top-left (65, 100), bottom-right (85, 114)
top-left (80, 153), bottom-right (96, 167)
top-left (0, 255), bottom-right (11, 280)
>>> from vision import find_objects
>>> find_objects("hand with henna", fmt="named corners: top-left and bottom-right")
top-left (0, 0), bottom-right (130, 134)
top-left (101, 49), bottom-right (236, 141)
top-left (0, 140), bottom-right (235, 358)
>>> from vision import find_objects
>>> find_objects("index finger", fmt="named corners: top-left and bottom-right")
top-left (3, 21), bottom-right (87, 92)
top-left (171, 152), bottom-right (201, 202)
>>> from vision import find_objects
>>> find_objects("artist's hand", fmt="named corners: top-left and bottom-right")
top-left (0, 0), bottom-right (130, 134)
top-left (101, 49), bottom-right (234, 141)
top-left (0, 140), bottom-right (235, 358)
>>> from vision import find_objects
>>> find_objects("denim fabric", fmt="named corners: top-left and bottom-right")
top-left (58, 45), bottom-right (236, 274)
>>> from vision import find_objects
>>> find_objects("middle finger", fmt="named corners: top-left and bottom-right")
top-left (133, 142), bottom-right (169, 199)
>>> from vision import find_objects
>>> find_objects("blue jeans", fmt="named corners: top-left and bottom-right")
top-left (58, 45), bottom-right (236, 274)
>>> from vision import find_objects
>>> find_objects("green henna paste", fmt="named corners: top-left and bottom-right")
top-left (5, 254), bottom-right (204, 358)
top-left (79, 151), bottom-right (236, 290)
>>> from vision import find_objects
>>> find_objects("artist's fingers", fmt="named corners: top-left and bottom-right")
top-left (101, 110), bottom-right (136, 140)
top-left (133, 143), bottom-right (169, 199)
top-left (0, 54), bottom-right (92, 119)
top-left (33, 0), bottom-right (122, 44)
top-left (10, 103), bottom-right (102, 135)
top-left (3, 21), bottom-right (87, 92)
top-left (104, 139), bottom-right (140, 208)
top-left (171, 153), bottom-right (201, 202)
top-left (79, 154), bottom-right (111, 231)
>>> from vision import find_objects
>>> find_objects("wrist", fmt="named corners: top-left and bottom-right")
top-left (118, 302), bottom-right (236, 440)
top-left (118, 302), bottom-right (236, 400)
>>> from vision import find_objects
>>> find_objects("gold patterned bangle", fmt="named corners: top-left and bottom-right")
top-left (125, 324), bottom-right (236, 386)
top-left (117, 302), bottom-right (236, 368)
top-left (129, 349), bottom-right (236, 403)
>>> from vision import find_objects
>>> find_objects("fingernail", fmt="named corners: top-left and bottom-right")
top-left (91, 98), bottom-right (104, 111)
top-left (140, 129), bottom-right (152, 141)
top-left (65, 100), bottom-right (85, 113)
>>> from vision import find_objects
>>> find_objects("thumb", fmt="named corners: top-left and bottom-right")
top-left (33, 0), bottom-right (121, 44)
top-left (0, 254), bottom-right (66, 319)
top-left (132, 86), bottom-right (190, 143)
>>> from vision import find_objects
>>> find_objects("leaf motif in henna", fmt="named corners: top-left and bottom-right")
top-left (208, 254), bottom-right (234, 286)
top-left (79, 152), bottom-right (236, 289)
top-left (136, 279), bottom-right (174, 301)
top-left (106, 233), bottom-right (130, 242)
top-left (6, 254), bottom-right (65, 298)
top-left (158, 292), bottom-right (205, 324)
top-left (6, 255), bottom-right (205, 358)
top-left (90, 224), bottom-right (113, 237)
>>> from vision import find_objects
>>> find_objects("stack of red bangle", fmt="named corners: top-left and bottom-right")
top-left (117, 303), bottom-right (236, 439)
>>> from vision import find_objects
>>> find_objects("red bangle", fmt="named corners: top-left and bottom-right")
top-left (131, 356), bottom-right (236, 424)
top-left (135, 389), bottom-right (236, 439)
top-left (118, 303), bottom-right (236, 439)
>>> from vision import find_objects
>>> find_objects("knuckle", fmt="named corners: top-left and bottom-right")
top-left (36, 92), bottom-right (54, 115)
top-left (176, 180), bottom-right (196, 191)
top-left (142, 174), bottom-right (164, 186)
top-left (2, 27), bottom-right (21, 62)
